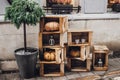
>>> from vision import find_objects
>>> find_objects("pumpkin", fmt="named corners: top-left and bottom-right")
top-left (45, 22), bottom-right (59, 31)
top-left (50, 51), bottom-right (56, 61)
top-left (70, 50), bottom-right (80, 57)
top-left (56, 0), bottom-right (72, 4)
top-left (44, 51), bottom-right (56, 61)
top-left (44, 52), bottom-right (51, 61)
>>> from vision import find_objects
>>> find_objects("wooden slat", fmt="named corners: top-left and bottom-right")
top-left (71, 67), bottom-right (88, 72)
top-left (68, 32), bottom-right (72, 45)
top-left (89, 32), bottom-right (93, 45)
top-left (86, 58), bottom-right (92, 71)
top-left (43, 73), bottom-right (62, 77)
top-left (68, 29), bottom-right (92, 33)
top-left (94, 66), bottom-right (108, 71)
top-left (39, 33), bottom-right (43, 49)
top-left (40, 63), bottom-right (44, 76)
top-left (80, 46), bottom-right (86, 61)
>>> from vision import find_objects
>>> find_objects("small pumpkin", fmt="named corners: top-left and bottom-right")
top-left (44, 52), bottom-right (51, 61)
top-left (50, 51), bottom-right (56, 61)
top-left (70, 50), bottom-right (80, 57)
top-left (45, 22), bottom-right (59, 31)
top-left (56, 0), bottom-right (72, 4)
top-left (44, 51), bottom-right (56, 61)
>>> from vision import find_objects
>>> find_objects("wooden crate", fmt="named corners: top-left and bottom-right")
top-left (40, 62), bottom-right (64, 76)
top-left (66, 45), bottom-right (90, 61)
top-left (93, 45), bottom-right (109, 71)
top-left (40, 16), bottom-right (68, 33)
top-left (67, 29), bottom-right (93, 46)
top-left (39, 48), bottom-right (64, 64)
top-left (67, 56), bottom-right (92, 72)
top-left (39, 32), bottom-right (65, 49)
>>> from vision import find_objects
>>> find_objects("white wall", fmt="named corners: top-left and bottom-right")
top-left (0, 0), bottom-right (10, 15)
top-left (69, 19), bottom-right (120, 50)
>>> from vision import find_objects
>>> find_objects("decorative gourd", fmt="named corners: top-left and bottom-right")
top-left (70, 50), bottom-right (80, 57)
top-left (64, 0), bottom-right (72, 4)
top-left (56, 0), bottom-right (72, 4)
top-left (50, 51), bottom-right (56, 61)
top-left (44, 51), bottom-right (56, 61)
top-left (45, 22), bottom-right (59, 31)
top-left (44, 52), bottom-right (51, 61)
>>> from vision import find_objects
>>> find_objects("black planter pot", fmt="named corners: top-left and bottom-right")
top-left (15, 47), bottom-right (38, 79)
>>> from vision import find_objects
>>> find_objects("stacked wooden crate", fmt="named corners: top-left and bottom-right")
top-left (66, 29), bottom-right (93, 71)
top-left (39, 16), bottom-right (68, 76)
top-left (93, 45), bottom-right (109, 71)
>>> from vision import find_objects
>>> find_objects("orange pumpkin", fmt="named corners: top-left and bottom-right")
top-left (50, 51), bottom-right (56, 61)
top-left (44, 52), bottom-right (51, 61)
top-left (45, 22), bottom-right (59, 31)
top-left (56, 0), bottom-right (71, 4)
top-left (70, 50), bottom-right (80, 57)
top-left (44, 51), bottom-right (56, 61)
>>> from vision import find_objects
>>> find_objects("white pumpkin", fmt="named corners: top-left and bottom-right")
top-left (45, 22), bottom-right (59, 31)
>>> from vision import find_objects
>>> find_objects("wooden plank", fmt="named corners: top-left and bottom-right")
top-left (60, 33), bottom-right (64, 47)
top-left (43, 73), bottom-right (62, 77)
top-left (40, 18), bottom-right (44, 32)
top-left (94, 66), bottom-right (108, 71)
top-left (80, 46), bottom-right (86, 61)
top-left (71, 68), bottom-right (88, 72)
top-left (88, 32), bottom-right (93, 45)
top-left (67, 32), bottom-right (72, 45)
top-left (59, 17), bottom-right (63, 33)
top-left (86, 58), bottom-right (92, 71)
top-left (68, 29), bottom-right (92, 33)
top-left (40, 63), bottom-right (44, 76)
top-left (68, 43), bottom-right (90, 46)
top-left (94, 45), bottom-right (109, 51)
top-left (60, 62), bottom-right (64, 76)
top-left (38, 33), bottom-right (43, 49)
top-left (85, 46), bottom-right (90, 59)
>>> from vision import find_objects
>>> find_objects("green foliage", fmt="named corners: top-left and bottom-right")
top-left (5, 0), bottom-right (45, 29)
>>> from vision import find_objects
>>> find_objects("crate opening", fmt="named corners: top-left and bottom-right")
top-left (43, 34), bottom-right (60, 46)
top-left (94, 53), bottom-right (106, 67)
top-left (67, 46), bottom-right (81, 58)
top-left (71, 59), bottom-right (87, 69)
top-left (71, 32), bottom-right (89, 44)
top-left (44, 64), bottom-right (60, 74)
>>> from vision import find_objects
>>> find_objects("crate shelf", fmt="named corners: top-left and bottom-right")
top-left (67, 57), bottom-right (92, 71)
top-left (40, 62), bottom-right (64, 76)
top-left (40, 16), bottom-right (68, 33)
top-left (66, 46), bottom-right (90, 61)
top-left (93, 45), bottom-right (109, 71)
top-left (39, 48), bottom-right (64, 64)
top-left (67, 29), bottom-right (92, 46)
top-left (39, 33), bottom-right (65, 49)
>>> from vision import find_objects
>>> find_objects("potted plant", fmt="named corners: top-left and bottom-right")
top-left (5, 0), bottom-right (45, 79)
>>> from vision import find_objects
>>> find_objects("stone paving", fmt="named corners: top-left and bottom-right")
top-left (0, 58), bottom-right (120, 80)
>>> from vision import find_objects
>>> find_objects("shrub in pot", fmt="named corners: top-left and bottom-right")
top-left (5, 0), bottom-right (45, 79)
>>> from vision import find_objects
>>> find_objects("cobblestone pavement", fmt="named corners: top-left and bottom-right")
top-left (0, 58), bottom-right (120, 80)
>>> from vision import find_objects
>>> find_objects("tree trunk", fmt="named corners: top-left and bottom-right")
top-left (23, 22), bottom-right (27, 52)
